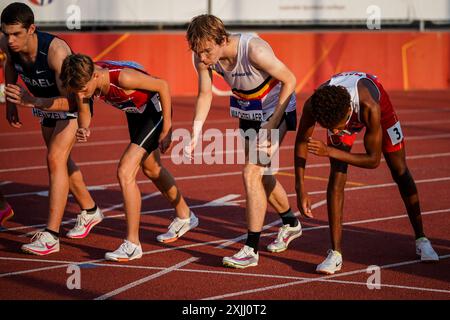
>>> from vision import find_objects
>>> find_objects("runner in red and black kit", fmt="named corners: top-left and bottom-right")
top-left (60, 54), bottom-right (199, 262)
top-left (294, 71), bottom-right (439, 275)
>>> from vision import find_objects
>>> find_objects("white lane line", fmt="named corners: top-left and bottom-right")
top-left (4, 175), bottom-right (450, 234)
top-left (202, 254), bottom-right (450, 300)
top-left (0, 140), bottom-right (130, 153)
top-left (1, 255), bottom-right (448, 295)
top-left (0, 119), bottom-right (236, 138)
top-left (317, 279), bottom-right (450, 294)
top-left (6, 175), bottom-right (450, 235)
top-left (93, 257), bottom-right (199, 300)
top-left (16, 192), bottom-right (162, 238)
top-left (1, 207), bottom-right (448, 279)
top-left (6, 148), bottom-right (450, 199)
top-left (5, 124), bottom-right (450, 154)
top-left (216, 199), bottom-right (327, 249)
top-left (3, 132), bottom-right (450, 173)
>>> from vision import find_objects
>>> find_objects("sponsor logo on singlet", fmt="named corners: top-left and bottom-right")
top-left (232, 72), bottom-right (252, 77)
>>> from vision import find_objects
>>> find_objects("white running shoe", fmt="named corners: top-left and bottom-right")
top-left (67, 207), bottom-right (104, 239)
top-left (157, 211), bottom-right (199, 243)
top-left (416, 237), bottom-right (439, 262)
top-left (267, 222), bottom-right (302, 253)
top-left (222, 245), bottom-right (259, 269)
top-left (21, 231), bottom-right (60, 256)
top-left (316, 249), bottom-right (343, 275)
top-left (105, 240), bottom-right (143, 262)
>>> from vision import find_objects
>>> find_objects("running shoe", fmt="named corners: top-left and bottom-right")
top-left (316, 249), bottom-right (343, 275)
top-left (105, 240), bottom-right (143, 262)
top-left (66, 207), bottom-right (104, 239)
top-left (21, 231), bottom-right (59, 256)
top-left (157, 211), bottom-right (199, 243)
top-left (416, 237), bottom-right (439, 262)
top-left (267, 221), bottom-right (302, 253)
top-left (222, 245), bottom-right (259, 269)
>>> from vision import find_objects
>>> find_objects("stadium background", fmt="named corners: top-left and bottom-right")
top-left (1, 0), bottom-right (449, 96)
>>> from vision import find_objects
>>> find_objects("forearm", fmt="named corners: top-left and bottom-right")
top-left (328, 147), bottom-right (380, 169)
top-left (158, 84), bottom-right (172, 128)
top-left (192, 93), bottom-right (212, 138)
top-left (270, 81), bottom-right (295, 124)
top-left (294, 139), bottom-right (308, 192)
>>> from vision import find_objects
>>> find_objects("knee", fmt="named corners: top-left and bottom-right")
top-left (243, 164), bottom-right (262, 186)
top-left (47, 152), bottom-right (67, 171)
top-left (392, 167), bottom-right (417, 196)
top-left (390, 164), bottom-right (407, 180)
top-left (117, 164), bottom-right (136, 186)
top-left (142, 164), bottom-right (162, 180)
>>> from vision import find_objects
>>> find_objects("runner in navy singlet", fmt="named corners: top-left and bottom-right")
top-left (1, 3), bottom-right (102, 255)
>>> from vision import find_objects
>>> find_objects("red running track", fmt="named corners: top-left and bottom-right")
top-left (0, 91), bottom-right (449, 300)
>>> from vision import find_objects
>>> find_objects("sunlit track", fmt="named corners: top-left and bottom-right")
top-left (1, 90), bottom-right (449, 300)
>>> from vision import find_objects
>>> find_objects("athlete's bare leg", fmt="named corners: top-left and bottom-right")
top-left (42, 121), bottom-right (95, 221)
top-left (67, 159), bottom-right (95, 211)
top-left (117, 143), bottom-right (146, 245)
top-left (326, 168), bottom-right (347, 254)
top-left (142, 149), bottom-right (190, 219)
top-left (384, 147), bottom-right (425, 239)
top-left (42, 119), bottom-right (87, 232)
top-left (244, 121), bottom-right (290, 231)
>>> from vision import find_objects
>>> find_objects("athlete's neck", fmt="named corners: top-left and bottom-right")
top-left (19, 33), bottom-right (38, 63)
top-left (96, 68), bottom-right (110, 96)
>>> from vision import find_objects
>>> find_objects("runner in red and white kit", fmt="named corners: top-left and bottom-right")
top-left (295, 71), bottom-right (439, 274)
top-left (60, 54), bottom-right (198, 262)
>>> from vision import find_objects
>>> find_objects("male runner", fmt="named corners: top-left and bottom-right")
top-left (60, 54), bottom-right (198, 261)
top-left (1, 2), bottom-right (102, 255)
top-left (295, 71), bottom-right (439, 274)
top-left (187, 14), bottom-right (301, 268)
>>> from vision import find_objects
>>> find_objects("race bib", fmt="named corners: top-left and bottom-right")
top-left (230, 96), bottom-right (263, 121)
top-left (32, 108), bottom-right (74, 119)
top-left (118, 93), bottom-right (161, 114)
top-left (387, 121), bottom-right (404, 145)
top-left (151, 93), bottom-right (162, 112)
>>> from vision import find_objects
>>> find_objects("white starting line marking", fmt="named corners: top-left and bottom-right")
top-left (93, 257), bottom-right (199, 300)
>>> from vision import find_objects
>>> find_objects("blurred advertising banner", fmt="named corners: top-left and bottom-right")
top-left (1, 0), bottom-right (206, 26)
top-left (212, 0), bottom-right (450, 23)
top-left (1, 0), bottom-right (448, 27)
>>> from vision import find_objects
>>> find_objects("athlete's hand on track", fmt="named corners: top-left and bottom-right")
top-left (307, 137), bottom-right (329, 157)
top-left (297, 191), bottom-right (313, 218)
top-left (6, 104), bottom-right (22, 128)
top-left (76, 128), bottom-right (90, 143)
top-left (158, 127), bottom-right (173, 154)
top-left (5, 84), bottom-right (35, 108)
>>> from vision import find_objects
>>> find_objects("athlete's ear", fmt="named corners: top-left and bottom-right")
top-left (27, 24), bottom-right (36, 35)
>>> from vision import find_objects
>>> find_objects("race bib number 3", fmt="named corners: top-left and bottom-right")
top-left (230, 96), bottom-right (263, 121)
top-left (387, 121), bottom-right (403, 145)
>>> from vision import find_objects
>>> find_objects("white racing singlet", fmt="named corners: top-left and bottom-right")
top-left (212, 33), bottom-right (296, 122)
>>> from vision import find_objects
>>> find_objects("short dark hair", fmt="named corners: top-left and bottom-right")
top-left (1, 2), bottom-right (35, 29)
top-left (310, 85), bottom-right (351, 128)
top-left (60, 54), bottom-right (95, 91)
